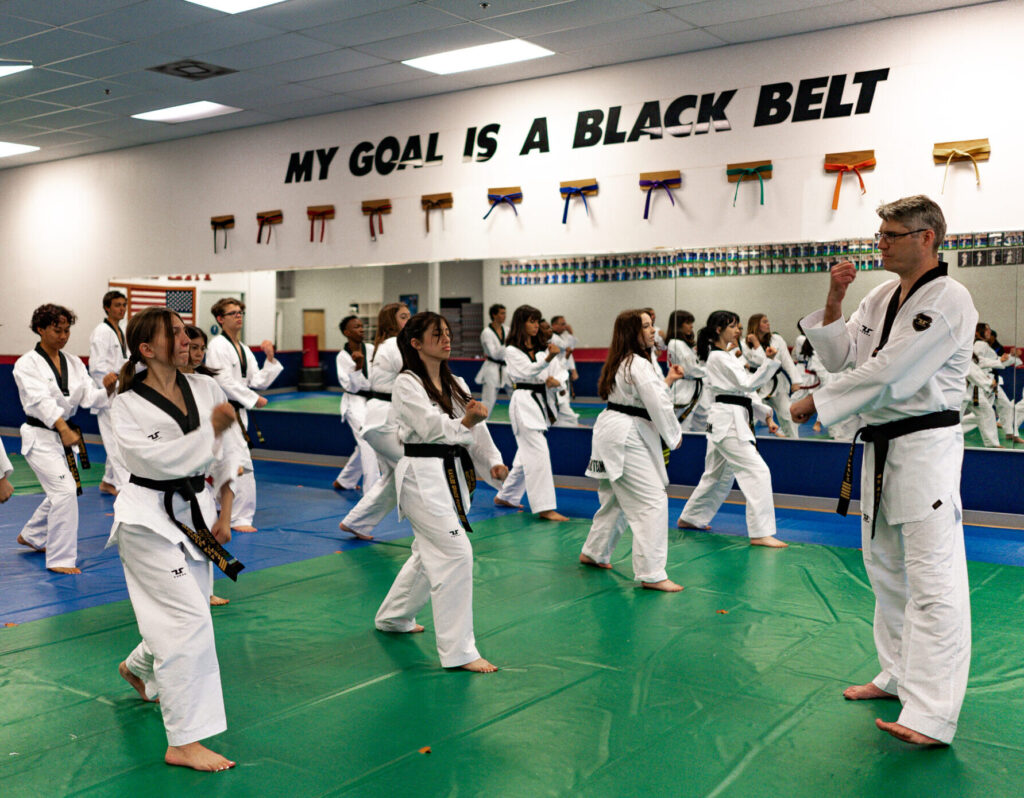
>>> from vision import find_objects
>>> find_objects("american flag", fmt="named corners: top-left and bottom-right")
top-left (124, 285), bottom-right (196, 325)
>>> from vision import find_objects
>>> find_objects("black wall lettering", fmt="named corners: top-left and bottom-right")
top-left (476, 123), bottom-right (500, 161)
top-left (572, 109), bottom-right (604, 148)
top-left (603, 106), bottom-right (627, 145)
top-left (463, 127), bottom-right (477, 159)
top-left (425, 132), bottom-right (443, 164)
top-left (822, 74), bottom-right (854, 118)
top-left (520, 117), bottom-right (550, 155)
top-left (315, 147), bottom-right (338, 179)
top-left (753, 82), bottom-right (793, 126)
top-left (627, 101), bottom-right (662, 142)
top-left (375, 136), bottom-right (400, 175)
top-left (663, 95), bottom-right (696, 137)
top-left (397, 135), bottom-right (423, 170)
top-left (852, 68), bottom-right (889, 113)
top-left (695, 90), bottom-right (735, 132)
top-left (792, 76), bottom-right (828, 122)
top-left (285, 150), bottom-right (314, 183)
top-left (348, 142), bottom-right (374, 177)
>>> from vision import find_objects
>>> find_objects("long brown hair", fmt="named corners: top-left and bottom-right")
top-left (397, 312), bottom-right (470, 417)
top-left (118, 307), bottom-right (179, 393)
top-left (597, 309), bottom-right (651, 399)
top-left (507, 304), bottom-right (542, 354)
top-left (185, 324), bottom-right (217, 377)
top-left (374, 302), bottom-right (409, 349)
top-left (746, 313), bottom-right (771, 349)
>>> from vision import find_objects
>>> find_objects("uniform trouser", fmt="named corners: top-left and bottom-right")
top-left (375, 469), bottom-right (479, 668)
top-left (480, 380), bottom-right (501, 414)
top-left (230, 467), bottom-right (256, 527)
top-left (581, 437), bottom-right (669, 583)
top-left (96, 408), bottom-right (129, 489)
top-left (21, 440), bottom-right (79, 569)
top-left (766, 391), bottom-right (799, 438)
top-left (993, 385), bottom-right (1015, 428)
top-left (862, 500), bottom-right (971, 744)
top-left (494, 426), bottom-right (556, 513)
top-left (678, 436), bottom-right (776, 538)
top-left (960, 395), bottom-right (999, 447)
top-left (335, 420), bottom-right (380, 491)
top-left (827, 415), bottom-right (860, 442)
top-left (678, 403), bottom-right (708, 433)
top-left (117, 523), bottom-right (226, 747)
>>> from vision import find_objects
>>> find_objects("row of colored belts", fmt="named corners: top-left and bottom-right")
top-left (639, 178), bottom-right (680, 220)
top-left (606, 402), bottom-right (671, 465)
top-left (559, 184), bottom-right (597, 224)
top-left (483, 192), bottom-right (522, 219)
top-left (403, 443), bottom-right (477, 533)
top-left (935, 144), bottom-right (988, 193)
top-left (726, 164), bottom-right (772, 206)
top-left (368, 205), bottom-right (391, 240)
top-left (257, 212), bottom-right (283, 243)
top-left (836, 410), bottom-right (959, 539)
top-left (129, 474), bottom-right (245, 580)
top-left (513, 382), bottom-right (557, 425)
top-left (309, 210), bottom-right (331, 242)
top-left (824, 158), bottom-right (875, 210)
top-left (25, 416), bottom-right (89, 496)
top-left (227, 399), bottom-right (265, 449)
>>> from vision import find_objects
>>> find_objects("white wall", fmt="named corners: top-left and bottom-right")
top-left (277, 265), bottom-right (384, 350)
top-left (1, 3), bottom-right (1022, 356)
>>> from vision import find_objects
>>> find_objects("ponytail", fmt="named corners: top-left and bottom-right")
top-left (697, 310), bottom-right (739, 361)
top-left (117, 307), bottom-right (179, 393)
top-left (117, 355), bottom-right (139, 394)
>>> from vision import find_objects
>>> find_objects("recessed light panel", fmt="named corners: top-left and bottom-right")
top-left (132, 101), bottom-right (241, 123)
top-left (403, 40), bottom-right (553, 75)
top-left (183, 0), bottom-right (288, 12)
top-left (0, 141), bottom-right (40, 157)
top-left (0, 60), bottom-right (33, 79)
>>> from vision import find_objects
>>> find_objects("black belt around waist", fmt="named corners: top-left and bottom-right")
top-left (25, 416), bottom-right (89, 495)
top-left (403, 443), bottom-right (477, 533)
top-left (676, 378), bottom-right (703, 423)
top-left (227, 399), bottom-right (264, 449)
top-left (129, 474), bottom-right (244, 580)
top-left (837, 409), bottom-right (960, 539)
top-left (486, 357), bottom-right (505, 366)
top-left (715, 394), bottom-right (755, 434)
top-left (513, 382), bottom-right (557, 425)
top-left (367, 391), bottom-right (392, 402)
top-left (345, 389), bottom-right (375, 399)
top-left (606, 402), bottom-right (671, 465)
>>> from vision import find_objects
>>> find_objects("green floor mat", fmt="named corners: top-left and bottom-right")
top-left (4, 452), bottom-right (104, 495)
top-left (2, 517), bottom-right (1020, 797)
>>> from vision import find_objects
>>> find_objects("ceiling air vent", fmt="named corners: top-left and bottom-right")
top-left (147, 60), bottom-right (237, 81)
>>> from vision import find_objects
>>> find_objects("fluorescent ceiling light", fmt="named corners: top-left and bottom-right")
top-left (403, 39), bottom-right (553, 75)
top-left (183, 0), bottom-right (287, 12)
top-left (0, 59), bottom-right (33, 78)
top-left (0, 141), bottom-right (40, 158)
top-left (132, 101), bottom-right (241, 123)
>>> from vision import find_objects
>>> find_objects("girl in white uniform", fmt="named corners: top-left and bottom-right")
top-left (109, 307), bottom-right (244, 772)
top-left (338, 303), bottom-right (410, 540)
top-left (492, 305), bottom-right (567, 520)
top-left (333, 315), bottom-right (379, 491)
top-left (580, 309), bottom-right (685, 590)
top-left (677, 310), bottom-right (788, 547)
top-left (665, 310), bottom-right (708, 432)
top-left (741, 314), bottom-right (804, 438)
top-left (375, 312), bottom-right (508, 672)
top-left (14, 304), bottom-right (116, 573)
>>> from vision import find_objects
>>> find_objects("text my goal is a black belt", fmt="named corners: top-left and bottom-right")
top-left (836, 409), bottom-right (960, 539)
top-left (129, 474), bottom-right (245, 580)
top-left (403, 443), bottom-right (477, 532)
top-left (25, 416), bottom-right (89, 495)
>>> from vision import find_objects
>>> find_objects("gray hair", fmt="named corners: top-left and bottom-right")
top-left (876, 195), bottom-right (946, 254)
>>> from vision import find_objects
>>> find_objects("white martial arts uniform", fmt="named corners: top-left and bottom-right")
top-left (13, 345), bottom-right (110, 568)
top-left (677, 348), bottom-right (780, 538)
top-left (108, 372), bottom-right (243, 747)
top-left (582, 356), bottom-right (682, 582)
top-left (960, 358), bottom-right (999, 447)
top-left (205, 333), bottom-right (283, 527)
top-left (374, 373), bottom-right (503, 668)
top-left (1, 435), bottom-right (13, 480)
top-left (340, 336), bottom-right (404, 536)
top-left (974, 340), bottom-right (1020, 433)
top-left (89, 318), bottom-right (129, 489)
top-left (667, 338), bottom-right (707, 432)
top-left (741, 333), bottom-right (801, 437)
top-left (474, 324), bottom-right (511, 412)
top-left (494, 345), bottom-right (558, 513)
top-left (802, 263), bottom-right (976, 744)
top-left (334, 342), bottom-right (379, 490)
top-left (805, 352), bottom-right (860, 441)
top-left (547, 332), bottom-right (580, 427)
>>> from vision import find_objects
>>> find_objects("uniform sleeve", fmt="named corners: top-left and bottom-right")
top-left (481, 328), bottom-right (506, 361)
top-left (973, 342), bottom-right (1003, 371)
top-left (394, 374), bottom-right (474, 446)
top-left (812, 303), bottom-right (967, 426)
top-left (801, 308), bottom-right (859, 373)
top-left (774, 335), bottom-right (802, 385)
top-left (336, 350), bottom-right (368, 392)
top-left (112, 395), bottom-right (220, 480)
top-left (246, 348), bottom-right (284, 390)
top-left (88, 326), bottom-right (115, 384)
top-left (709, 350), bottom-right (780, 392)
top-left (740, 339), bottom-right (765, 367)
top-left (505, 346), bottom-right (549, 381)
top-left (206, 339), bottom-right (262, 408)
top-left (0, 436), bottom-right (12, 480)
top-left (72, 357), bottom-right (111, 411)
top-left (630, 357), bottom-right (683, 448)
top-left (14, 357), bottom-right (65, 427)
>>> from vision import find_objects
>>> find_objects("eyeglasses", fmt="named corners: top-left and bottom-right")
top-left (874, 229), bottom-right (928, 244)
top-left (221, 310), bottom-right (245, 317)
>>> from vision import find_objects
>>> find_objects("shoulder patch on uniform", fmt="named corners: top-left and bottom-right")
top-left (912, 313), bottom-right (932, 332)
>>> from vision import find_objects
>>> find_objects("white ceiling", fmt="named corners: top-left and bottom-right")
top-left (0, 0), bottom-right (993, 169)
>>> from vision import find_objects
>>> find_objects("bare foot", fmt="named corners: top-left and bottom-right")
top-left (210, 595), bottom-right (230, 606)
top-left (1012, 436), bottom-right (1024, 445)
top-left (457, 657), bottom-right (498, 673)
top-left (17, 534), bottom-right (45, 552)
top-left (339, 522), bottom-right (373, 541)
top-left (99, 481), bottom-right (119, 496)
top-left (119, 661), bottom-right (158, 702)
top-left (750, 536), bottom-right (788, 548)
top-left (579, 553), bottom-right (612, 570)
top-left (813, 422), bottom-right (823, 433)
top-left (875, 719), bottom-right (945, 746)
top-left (677, 520), bottom-right (710, 530)
top-left (843, 682), bottom-right (898, 700)
top-left (494, 498), bottom-right (523, 508)
top-left (641, 579), bottom-right (684, 592)
top-left (539, 510), bottom-right (569, 521)
top-left (232, 525), bottom-right (257, 533)
top-left (165, 742), bottom-right (236, 771)
top-left (48, 566), bottom-right (82, 574)
top-left (332, 481), bottom-right (360, 491)
top-left (377, 624), bottom-right (425, 634)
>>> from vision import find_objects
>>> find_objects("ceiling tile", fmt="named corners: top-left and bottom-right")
top-left (183, 108), bottom-right (282, 133)
top-left (243, 0), bottom-right (415, 32)
top-left (300, 62), bottom-right (423, 93)
top-left (68, 0), bottom-right (223, 41)
top-left (113, 68), bottom-right (218, 99)
top-left (70, 115), bottom-right (184, 140)
top-left (670, 0), bottom-right (841, 27)
top-left (481, 0), bottom-right (638, 37)
top-left (567, 27), bottom-right (725, 67)
top-left (76, 91), bottom-right (183, 116)
top-left (31, 78), bottom-right (133, 107)
top-left (0, 0), bottom-right (141, 27)
top-left (262, 92), bottom-right (373, 119)
top-left (346, 74), bottom-right (474, 104)
top-left (0, 27), bottom-right (119, 66)
top-left (0, 13), bottom-right (51, 44)
top-left (301, 4), bottom-right (460, 47)
top-left (196, 32), bottom-right (336, 71)
top-left (19, 128), bottom-right (95, 145)
top-left (461, 52), bottom-right (588, 88)
top-left (0, 121), bottom-right (48, 140)
top-left (18, 106), bottom-right (115, 130)
top-left (248, 48), bottom-right (388, 83)
top-left (532, 10), bottom-right (694, 51)
top-left (423, 0), bottom-right (578, 22)
top-left (55, 43), bottom-right (182, 79)
top-left (868, 0), bottom-right (987, 13)
top-left (202, 80), bottom-right (327, 109)
top-left (140, 16), bottom-right (286, 58)
top-left (704, 0), bottom-right (888, 44)
top-left (0, 97), bottom-right (70, 122)
top-left (353, 23), bottom-right (509, 61)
